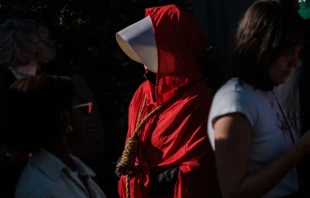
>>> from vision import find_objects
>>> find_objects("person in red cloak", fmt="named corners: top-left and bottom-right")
top-left (115, 4), bottom-right (220, 198)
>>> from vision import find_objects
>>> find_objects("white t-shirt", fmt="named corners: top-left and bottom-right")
top-left (207, 78), bottom-right (299, 198)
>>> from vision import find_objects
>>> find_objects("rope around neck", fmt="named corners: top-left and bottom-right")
top-left (116, 86), bottom-right (189, 198)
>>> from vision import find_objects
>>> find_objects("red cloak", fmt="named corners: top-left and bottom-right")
top-left (118, 4), bottom-right (220, 198)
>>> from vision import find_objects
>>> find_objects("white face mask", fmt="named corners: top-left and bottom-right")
top-left (9, 61), bottom-right (38, 79)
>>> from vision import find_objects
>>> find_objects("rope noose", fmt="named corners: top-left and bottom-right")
top-left (116, 87), bottom-right (187, 198)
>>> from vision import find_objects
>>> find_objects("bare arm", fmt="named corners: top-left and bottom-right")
top-left (214, 113), bottom-right (308, 198)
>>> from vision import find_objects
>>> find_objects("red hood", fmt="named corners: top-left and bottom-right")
top-left (145, 4), bottom-right (207, 105)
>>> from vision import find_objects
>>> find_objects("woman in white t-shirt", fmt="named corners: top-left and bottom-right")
top-left (207, 1), bottom-right (309, 198)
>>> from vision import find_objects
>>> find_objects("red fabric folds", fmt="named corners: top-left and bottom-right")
top-left (118, 4), bottom-right (220, 198)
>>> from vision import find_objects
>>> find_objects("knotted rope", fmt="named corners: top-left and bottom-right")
top-left (116, 84), bottom-right (192, 198)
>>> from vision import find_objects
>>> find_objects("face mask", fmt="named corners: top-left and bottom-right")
top-left (9, 61), bottom-right (38, 79)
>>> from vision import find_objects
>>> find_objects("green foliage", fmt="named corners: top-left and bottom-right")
top-left (0, 1), bottom-right (224, 196)
top-left (0, 1), bottom-right (146, 196)
top-left (1, 0), bottom-right (145, 156)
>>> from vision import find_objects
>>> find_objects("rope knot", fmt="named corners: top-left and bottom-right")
top-left (116, 133), bottom-right (139, 176)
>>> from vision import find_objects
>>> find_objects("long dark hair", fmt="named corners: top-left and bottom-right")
top-left (232, 0), bottom-right (304, 91)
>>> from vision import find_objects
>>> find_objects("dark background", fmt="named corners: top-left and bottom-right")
top-left (0, 0), bottom-right (225, 197)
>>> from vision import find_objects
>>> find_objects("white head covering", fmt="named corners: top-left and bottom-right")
top-left (116, 16), bottom-right (158, 73)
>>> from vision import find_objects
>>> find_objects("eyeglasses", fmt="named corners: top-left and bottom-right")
top-left (73, 102), bottom-right (92, 115)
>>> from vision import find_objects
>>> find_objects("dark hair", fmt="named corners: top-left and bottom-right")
top-left (232, 0), bottom-right (304, 91)
top-left (0, 18), bottom-right (56, 68)
top-left (0, 75), bottom-right (74, 152)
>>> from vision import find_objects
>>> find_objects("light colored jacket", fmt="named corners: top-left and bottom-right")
top-left (15, 149), bottom-right (106, 198)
